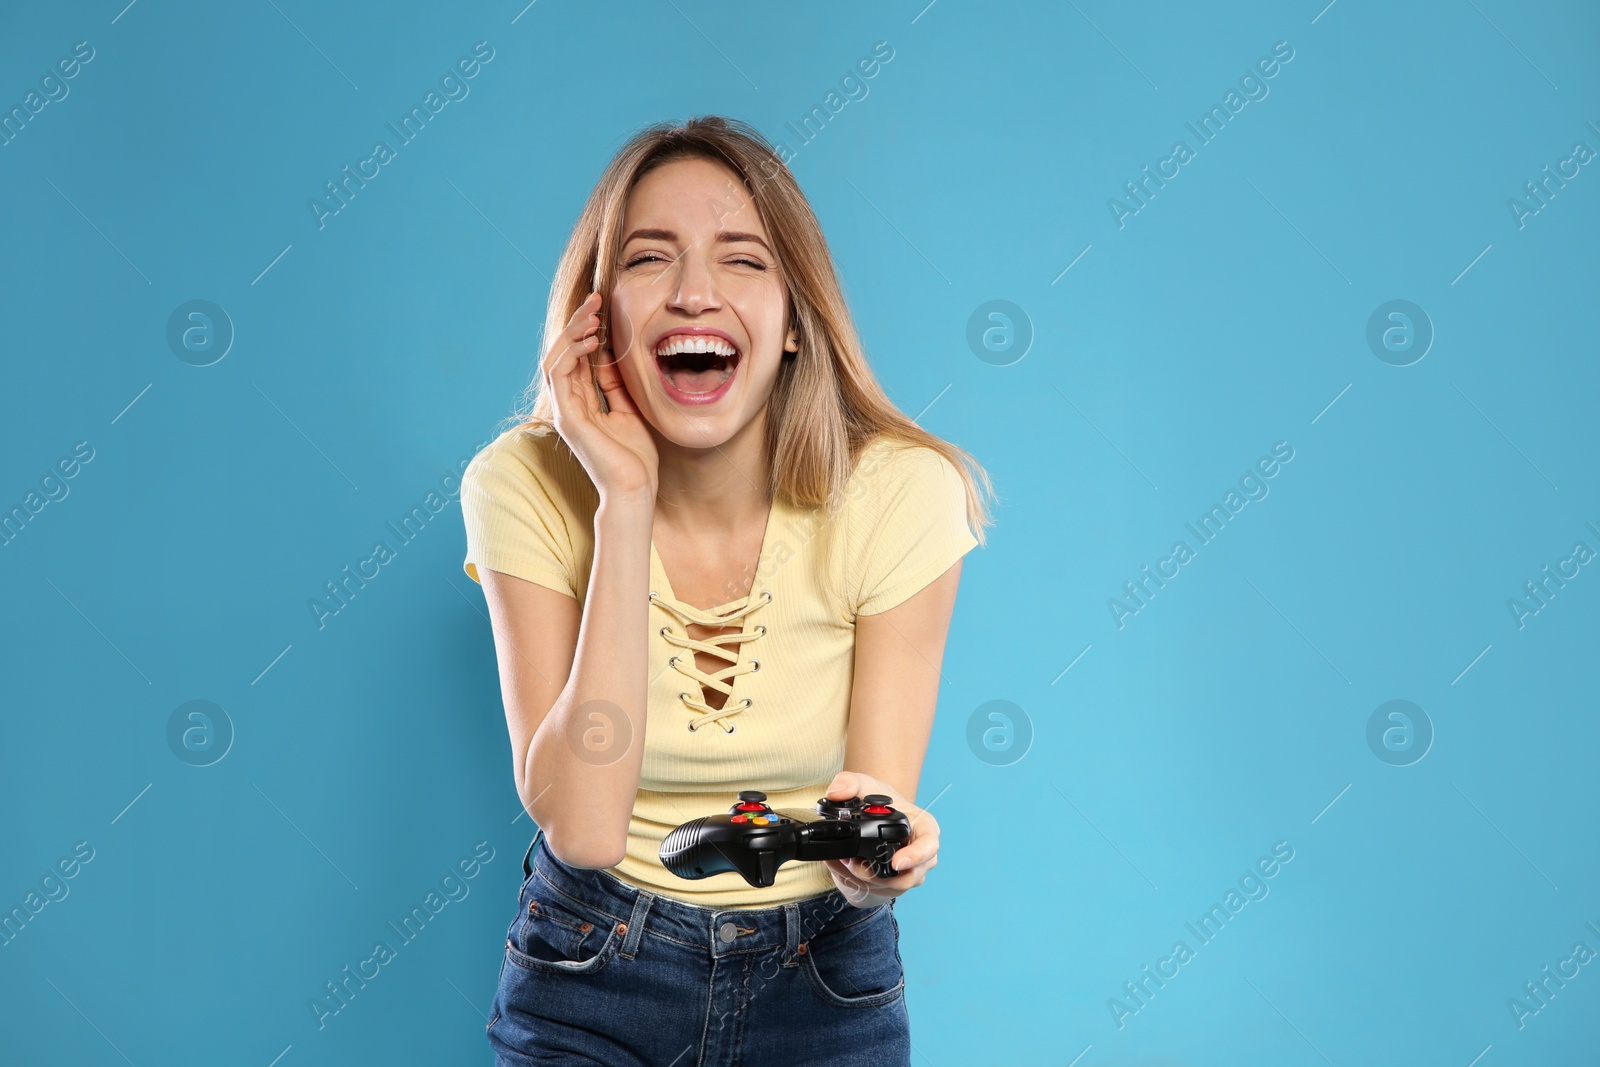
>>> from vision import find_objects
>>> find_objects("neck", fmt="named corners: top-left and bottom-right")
top-left (652, 408), bottom-right (772, 533)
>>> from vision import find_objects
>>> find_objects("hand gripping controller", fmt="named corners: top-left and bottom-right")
top-left (660, 790), bottom-right (911, 888)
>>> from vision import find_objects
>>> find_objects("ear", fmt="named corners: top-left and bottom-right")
top-left (784, 330), bottom-right (800, 353)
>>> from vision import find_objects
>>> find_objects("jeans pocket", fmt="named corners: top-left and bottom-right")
top-left (506, 880), bottom-right (624, 976)
top-left (799, 902), bottom-right (906, 1008)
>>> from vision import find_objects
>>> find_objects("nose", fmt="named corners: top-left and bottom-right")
top-left (666, 244), bottom-right (721, 316)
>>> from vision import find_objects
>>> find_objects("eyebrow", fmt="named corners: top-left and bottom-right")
top-left (622, 228), bottom-right (773, 255)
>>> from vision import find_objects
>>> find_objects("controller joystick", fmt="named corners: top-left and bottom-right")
top-left (733, 791), bottom-right (771, 814)
top-left (816, 795), bottom-right (863, 820)
top-left (660, 790), bottom-right (912, 888)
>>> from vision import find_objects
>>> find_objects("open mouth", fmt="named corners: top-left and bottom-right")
top-left (654, 334), bottom-right (741, 399)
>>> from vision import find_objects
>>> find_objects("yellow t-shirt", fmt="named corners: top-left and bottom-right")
top-left (460, 425), bottom-right (978, 907)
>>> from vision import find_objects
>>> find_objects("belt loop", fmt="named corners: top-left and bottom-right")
top-left (620, 890), bottom-right (654, 960)
top-left (783, 902), bottom-right (800, 967)
top-left (522, 825), bottom-right (544, 882)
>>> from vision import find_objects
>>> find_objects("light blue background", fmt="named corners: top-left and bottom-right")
top-left (2, 1), bottom-right (1596, 1064)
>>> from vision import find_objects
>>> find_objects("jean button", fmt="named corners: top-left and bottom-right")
top-left (718, 921), bottom-right (737, 943)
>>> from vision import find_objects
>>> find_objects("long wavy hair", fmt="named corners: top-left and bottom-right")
top-left (505, 115), bottom-right (994, 545)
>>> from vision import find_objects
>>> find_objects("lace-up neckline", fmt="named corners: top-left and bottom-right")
top-left (648, 500), bottom-right (779, 734)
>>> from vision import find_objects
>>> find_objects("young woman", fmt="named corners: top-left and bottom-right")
top-left (460, 115), bottom-right (993, 1066)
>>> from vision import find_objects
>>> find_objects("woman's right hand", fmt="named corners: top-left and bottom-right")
top-left (543, 291), bottom-right (660, 505)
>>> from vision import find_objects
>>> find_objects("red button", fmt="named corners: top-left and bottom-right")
top-left (732, 814), bottom-right (749, 823)
top-left (864, 805), bottom-right (892, 814)
top-left (736, 802), bottom-right (765, 811)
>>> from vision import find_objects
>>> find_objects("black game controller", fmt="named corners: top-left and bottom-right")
top-left (660, 791), bottom-right (912, 888)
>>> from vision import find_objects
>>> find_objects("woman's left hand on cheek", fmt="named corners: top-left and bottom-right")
top-left (819, 770), bottom-right (939, 908)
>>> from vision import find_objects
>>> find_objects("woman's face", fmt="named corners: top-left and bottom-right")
top-left (605, 156), bottom-right (790, 450)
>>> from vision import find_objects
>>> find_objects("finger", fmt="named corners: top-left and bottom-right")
top-left (832, 870), bottom-right (881, 906)
top-left (549, 334), bottom-right (603, 427)
top-left (846, 855), bottom-right (901, 884)
top-left (592, 347), bottom-right (640, 416)
top-left (545, 333), bottom-right (587, 396)
top-left (826, 858), bottom-right (870, 895)
top-left (887, 837), bottom-right (934, 871)
top-left (833, 857), bottom-right (874, 885)
top-left (564, 291), bottom-right (601, 331)
top-left (579, 295), bottom-right (607, 360)
top-left (825, 772), bottom-right (859, 797)
top-left (891, 848), bottom-right (936, 877)
top-left (566, 336), bottom-right (605, 418)
top-left (548, 297), bottom-right (602, 368)
top-left (869, 853), bottom-right (915, 879)
top-left (552, 315), bottom-right (601, 368)
top-left (861, 859), bottom-right (895, 882)
top-left (542, 321), bottom-right (594, 395)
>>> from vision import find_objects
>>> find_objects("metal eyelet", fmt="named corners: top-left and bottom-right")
top-left (659, 626), bottom-right (671, 636)
top-left (749, 659), bottom-right (760, 672)
top-left (763, 591), bottom-right (773, 603)
top-left (754, 624), bottom-right (767, 636)
top-left (686, 720), bottom-right (698, 732)
top-left (724, 724), bottom-right (736, 734)
top-left (669, 656), bottom-right (680, 667)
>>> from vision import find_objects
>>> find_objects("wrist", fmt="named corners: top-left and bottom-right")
top-left (596, 491), bottom-right (655, 527)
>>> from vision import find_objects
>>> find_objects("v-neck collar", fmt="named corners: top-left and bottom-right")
top-left (649, 494), bottom-right (782, 614)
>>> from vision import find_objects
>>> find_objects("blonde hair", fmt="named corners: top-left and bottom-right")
top-left (505, 114), bottom-right (994, 546)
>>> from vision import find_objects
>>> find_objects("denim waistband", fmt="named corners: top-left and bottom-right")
top-left (519, 826), bottom-right (875, 960)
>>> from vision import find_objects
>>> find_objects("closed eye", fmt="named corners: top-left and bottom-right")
top-left (623, 253), bottom-right (767, 271)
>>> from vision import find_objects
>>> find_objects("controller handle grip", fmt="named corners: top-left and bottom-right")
top-left (868, 851), bottom-right (899, 879)
top-left (660, 816), bottom-right (719, 880)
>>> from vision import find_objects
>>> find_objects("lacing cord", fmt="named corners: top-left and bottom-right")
top-left (649, 589), bottom-right (772, 733)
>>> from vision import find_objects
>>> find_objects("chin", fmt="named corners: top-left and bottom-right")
top-left (653, 408), bottom-right (752, 449)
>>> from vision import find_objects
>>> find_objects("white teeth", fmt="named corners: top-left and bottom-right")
top-left (655, 335), bottom-right (738, 358)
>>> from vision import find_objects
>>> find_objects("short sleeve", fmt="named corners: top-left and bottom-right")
top-left (848, 445), bottom-right (979, 616)
top-left (460, 433), bottom-right (578, 598)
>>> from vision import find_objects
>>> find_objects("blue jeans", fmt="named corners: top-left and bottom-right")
top-left (486, 827), bottom-right (911, 1065)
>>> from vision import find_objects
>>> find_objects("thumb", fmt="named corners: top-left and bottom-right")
top-left (826, 771), bottom-right (858, 796)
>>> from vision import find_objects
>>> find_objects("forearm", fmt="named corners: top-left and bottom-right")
top-left (524, 494), bottom-right (653, 866)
